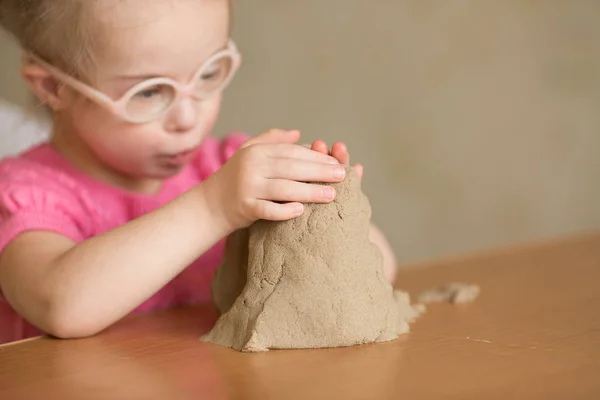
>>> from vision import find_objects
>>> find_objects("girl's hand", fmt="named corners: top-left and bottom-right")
top-left (206, 130), bottom-right (346, 233)
top-left (311, 140), bottom-right (364, 180)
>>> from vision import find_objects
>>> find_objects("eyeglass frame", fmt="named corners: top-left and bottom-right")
top-left (26, 40), bottom-right (242, 124)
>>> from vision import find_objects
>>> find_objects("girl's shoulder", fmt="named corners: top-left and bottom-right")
top-left (0, 144), bottom-right (97, 247)
top-left (0, 143), bottom-right (86, 196)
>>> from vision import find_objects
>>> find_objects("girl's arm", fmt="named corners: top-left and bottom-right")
top-left (0, 130), bottom-right (343, 339)
top-left (0, 187), bottom-right (226, 338)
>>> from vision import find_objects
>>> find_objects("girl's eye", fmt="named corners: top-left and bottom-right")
top-left (135, 87), bottom-right (162, 99)
top-left (201, 68), bottom-right (221, 81)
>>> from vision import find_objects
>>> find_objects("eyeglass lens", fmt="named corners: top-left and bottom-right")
top-left (194, 54), bottom-right (234, 95)
top-left (125, 54), bottom-right (234, 121)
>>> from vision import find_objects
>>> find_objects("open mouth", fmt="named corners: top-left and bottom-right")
top-left (161, 146), bottom-right (199, 166)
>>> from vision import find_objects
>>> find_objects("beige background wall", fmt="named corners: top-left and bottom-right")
top-left (1, 1), bottom-right (599, 263)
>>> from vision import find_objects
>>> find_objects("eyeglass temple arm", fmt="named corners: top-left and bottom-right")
top-left (25, 53), bottom-right (119, 112)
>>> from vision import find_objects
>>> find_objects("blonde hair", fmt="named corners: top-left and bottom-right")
top-left (1, 0), bottom-right (233, 82)
top-left (0, 0), bottom-right (100, 80)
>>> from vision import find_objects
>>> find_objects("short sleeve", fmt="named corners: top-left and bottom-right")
top-left (0, 164), bottom-right (89, 254)
top-left (192, 132), bottom-right (249, 179)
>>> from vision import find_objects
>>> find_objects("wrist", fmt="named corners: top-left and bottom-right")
top-left (192, 175), bottom-right (237, 238)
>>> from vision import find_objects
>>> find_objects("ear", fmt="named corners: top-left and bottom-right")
top-left (20, 61), bottom-right (65, 111)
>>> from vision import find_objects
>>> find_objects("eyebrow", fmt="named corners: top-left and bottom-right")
top-left (111, 41), bottom-right (230, 82)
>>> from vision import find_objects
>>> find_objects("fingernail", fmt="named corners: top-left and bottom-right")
top-left (327, 157), bottom-right (339, 164)
top-left (294, 203), bottom-right (304, 215)
top-left (334, 166), bottom-right (345, 180)
top-left (323, 186), bottom-right (335, 200)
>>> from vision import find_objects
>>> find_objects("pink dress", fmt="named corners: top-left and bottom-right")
top-left (0, 133), bottom-right (247, 344)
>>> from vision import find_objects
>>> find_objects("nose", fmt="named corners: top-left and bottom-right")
top-left (164, 97), bottom-right (197, 134)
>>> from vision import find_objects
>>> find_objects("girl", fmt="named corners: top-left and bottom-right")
top-left (0, 0), bottom-right (397, 344)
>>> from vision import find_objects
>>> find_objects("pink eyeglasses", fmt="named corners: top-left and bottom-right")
top-left (28, 40), bottom-right (241, 124)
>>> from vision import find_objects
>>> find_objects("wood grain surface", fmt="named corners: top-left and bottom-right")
top-left (1, 232), bottom-right (599, 399)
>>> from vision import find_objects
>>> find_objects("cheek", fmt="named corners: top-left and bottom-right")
top-left (68, 100), bottom-right (161, 158)
top-left (68, 97), bottom-right (119, 136)
top-left (199, 96), bottom-right (222, 132)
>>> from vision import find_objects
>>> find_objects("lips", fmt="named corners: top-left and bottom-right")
top-left (161, 146), bottom-right (199, 166)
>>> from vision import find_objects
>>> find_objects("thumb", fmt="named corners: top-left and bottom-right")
top-left (242, 129), bottom-right (300, 148)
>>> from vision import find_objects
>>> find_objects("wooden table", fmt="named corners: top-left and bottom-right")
top-left (1, 233), bottom-right (599, 399)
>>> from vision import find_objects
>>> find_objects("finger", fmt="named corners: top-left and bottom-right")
top-left (311, 140), bottom-right (329, 155)
top-left (253, 199), bottom-right (305, 221)
top-left (263, 179), bottom-right (336, 203)
top-left (242, 129), bottom-right (301, 148)
top-left (354, 163), bottom-right (364, 180)
top-left (331, 142), bottom-right (350, 165)
top-left (266, 158), bottom-right (346, 182)
top-left (263, 143), bottom-right (339, 164)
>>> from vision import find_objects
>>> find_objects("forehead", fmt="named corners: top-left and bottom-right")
top-left (95, 0), bottom-right (229, 77)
